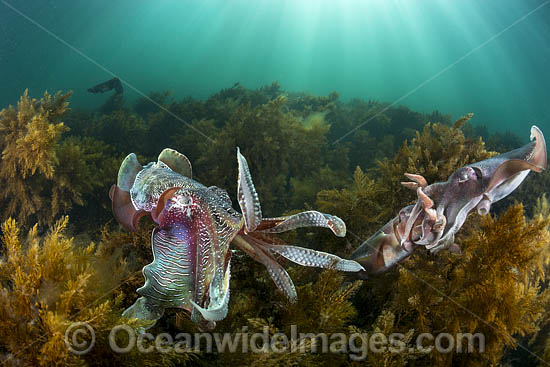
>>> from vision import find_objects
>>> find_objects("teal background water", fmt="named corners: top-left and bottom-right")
top-left (1, 0), bottom-right (549, 135)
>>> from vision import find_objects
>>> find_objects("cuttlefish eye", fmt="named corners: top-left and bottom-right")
top-left (458, 167), bottom-right (478, 183)
top-left (177, 196), bottom-right (193, 206)
top-left (165, 194), bottom-right (194, 211)
top-left (458, 171), bottom-right (469, 183)
top-left (166, 194), bottom-right (197, 221)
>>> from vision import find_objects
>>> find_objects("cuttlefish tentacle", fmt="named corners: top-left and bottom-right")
top-left (234, 147), bottom-right (361, 295)
top-left (401, 173), bottom-right (428, 191)
top-left (236, 149), bottom-right (346, 237)
top-left (416, 186), bottom-right (434, 210)
top-left (253, 241), bottom-right (299, 302)
top-left (401, 200), bottom-right (423, 249)
top-left (256, 249), bottom-right (298, 302)
top-left (433, 214), bottom-right (446, 233)
top-left (233, 230), bottom-right (363, 300)
top-left (400, 181), bottom-right (437, 248)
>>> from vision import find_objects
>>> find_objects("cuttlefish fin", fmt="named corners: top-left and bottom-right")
top-left (484, 126), bottom-right (547, 195)
top-left (110, 153), bottom-right (147, 232)
top-left (121, 296), bottom-right (164, 332)
top-left (158, 148), bottom-right (193, 178)
top-left (236, 147), bottom-right (262, 232)
top-left (530, 125), bottom-right (547, 171)
top-left (117, 153), bottom-right (142, 191)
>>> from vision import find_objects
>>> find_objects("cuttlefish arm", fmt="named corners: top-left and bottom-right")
top-left (412, 125), bottom-right (546, 254)
top-left (352, 125), bottom-right (547, 274)
top-left (258, 211), bottom-right (346, 237)
top-left (233, 234), bottom-right (298, 302)
top-left (237, 147), bottom-right (262, 232)
top-left (351, 206), bottom-right (416, 275)
top-left (233, 148), bottom-right (364, 300)
top-left (237, 149), bottom-right (347, 237)
top-left (432, 125), bottom-right (547, 252)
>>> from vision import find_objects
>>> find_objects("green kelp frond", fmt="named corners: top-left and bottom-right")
top-left (0, 89), bottom-right (70, 179)
top-left (317, 166), bottom-right (390, 242)
top-left (0, 90), bottom-right (117, 227)
top-left (0, 217), bottom-right (196, 366)
top-left (386, 203), bottom-right (550, 366)
top-left (348, 310), bottom-right (420, 367)
top-left (0, 90), bottom-right (69, 225)
top-left (195, 95), bottom-right (340, 214)
top-left (217, 269), bottom-right (362, 366)
top-left (52, 137), bottom-right (120, 226)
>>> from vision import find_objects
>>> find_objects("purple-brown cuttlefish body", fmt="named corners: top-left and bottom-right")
top-left (352, 126), bottom-right (547, 276)
top-left (110, 148), bottom-right (363, 329)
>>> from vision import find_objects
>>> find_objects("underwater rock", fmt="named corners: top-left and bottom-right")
top-left (352, 125), bottom-right (547, 275)
top-left (110, 147), bottom-right (363, 329)
top-left (87, 77), bottom-right (123, 95)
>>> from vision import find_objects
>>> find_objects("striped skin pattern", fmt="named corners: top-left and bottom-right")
top-left (111, 148), bottom-right (364, 330)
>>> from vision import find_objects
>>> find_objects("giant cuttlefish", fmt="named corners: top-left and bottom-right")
top-left (88, 77), bottom-right (123, 95)
top-left (110, 148), bottom-right (363, 328)
top-left (352, 126), bottom-right (547, 275)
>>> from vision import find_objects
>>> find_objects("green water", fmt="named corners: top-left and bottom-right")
top-left (1, 0), bottom-right (549, 135)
